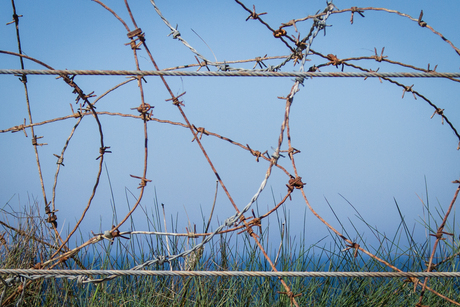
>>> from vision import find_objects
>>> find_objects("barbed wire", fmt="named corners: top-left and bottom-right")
top-left (1, 0), bottom-right (460, 306)
top-left (149, 0), bottom-right (215, 68)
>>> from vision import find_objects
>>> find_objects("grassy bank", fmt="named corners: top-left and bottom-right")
top-left (1, 199), bottom-right (460, 306)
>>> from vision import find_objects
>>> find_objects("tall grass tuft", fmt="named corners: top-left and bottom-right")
top-left (1, 195), bottom-right (460, 306)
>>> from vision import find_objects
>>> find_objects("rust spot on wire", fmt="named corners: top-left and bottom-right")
top-left (194, 56), bottom-right (210, 71)
top-left (273, 28), bottom-right (287, 38)
top-left (245, 5), bottom-right (267, 21)
top-left (402, 84), bottom-right (416, 99)
top-left (45, 212), bottom-right (58, 228)
top-left (418, 10), bottom-right (427, 27)
top-left (431, 108), bottom-right (445, 124)
top-left (286, 176), bottom-right (306, 196)
top-left (253, 54), bottom-right (268, 69)
top-left (53, 154), bottom-right (64, 166)
top-left (130, 174), bottom-right (152, 188)
top-left (166, 91), bottom-right (186, 106)
top-left (237, 211), bottom-right (262, 238)
top-left (350, 7), bottom-right (365, 24)
top-left (96, 146), bottom-right (111, 160)
top-left (427, 63), bottom-right (438, 73)
top-left (326, 54), bottom-right (343, 68)
top-left (109, 225), bottom-right (129, 240)
top-left (278, 290), bottom-right (303, 304)
top-left (364, 68), bottom-right (382, 83)
top-left (343, 242), bottom-right (360, 259)
top-left (281, 19), bottom-right (298, 32)
top-left (32, 135), bottom-right (47, 146)
top-left (131, 103), bottom-right (154, 120)
top-left (11, 118), bottom-right (27, 137)
top-left (247, 144), bottom-right (267, 162)
top-left (429, 230), bottom-right (453, 241)
top-left (287, 147), bottom-right (301, 159)
top-left (192, 125), bottom-right (209, 142)
top-left (69, 103), bottom-right (82, 119)
top-left (289, 176), bottom-right (306, 189)
top-left (125, 28), bottom-right (145, 50)
top-left (6, 12), bottom-right (22, 26)
top-left (127, 28), bottom-right (142, 39)
top-left (373, 47), bottom-right (387, 62)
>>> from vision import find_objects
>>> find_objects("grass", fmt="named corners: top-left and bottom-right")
top-left (1, 195), bottom-right (460, 306)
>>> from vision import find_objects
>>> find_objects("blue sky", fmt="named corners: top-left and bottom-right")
top-left (1, 0), bottom-right (459, 252)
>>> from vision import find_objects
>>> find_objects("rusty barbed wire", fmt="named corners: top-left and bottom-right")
top-left (267, 3), bottom-right (460, 305)
top-left (162, 55), bottom-right (289, 71)
top-left (81, 4), bottom-right (303, 302)
top-left (283, 7), bottom-right (460, 56)
top-left (308, 48), bottom-right (460, 83)
top-left (416, 182), bottom-right (460, 304)
top-left (1, 1), bottom-right (460, 306)
top-left (304, 49), bottom-right (460, 148)
top-left (1, 7), bottom-right (110, 304)
top-left (234, 0), bottom-right (296, 53)
top-left (6, 0), bottom-right (52, 243)
top-left (149, 0), bottom-right (216, 68)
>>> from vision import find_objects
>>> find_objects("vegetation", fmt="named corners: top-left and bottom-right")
top-left (1, 196), bottom-right (460, 306)
top-left (1, 1), bottom-right (459, 306)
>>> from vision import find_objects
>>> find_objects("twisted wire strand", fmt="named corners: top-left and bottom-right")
top-left (149, 0), bottom-right (214, 67)
top-left (299, 3), bottom-right (335, 72)
top-left (3, 269), bottom-right (460, 281)
top-left (1, 69), bottom-right (459, 78)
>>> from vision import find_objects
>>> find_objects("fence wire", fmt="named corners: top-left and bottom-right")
top-left (1, 1), bottom-right (460, 306)
top-left (2, 68), bottom-right (460, 78)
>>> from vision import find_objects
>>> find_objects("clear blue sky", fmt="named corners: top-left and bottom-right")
top-left (1, 1), bottom-right (459, 251)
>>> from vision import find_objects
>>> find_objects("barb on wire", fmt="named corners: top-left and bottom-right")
top-left (7, 0), bottom-right (53, 245)
top-left (306, 48), bottom-right (460, 147)
top-left (149, 0), bottom-right (215, 67)
top-left (289, 6), bottom-right (460, 56)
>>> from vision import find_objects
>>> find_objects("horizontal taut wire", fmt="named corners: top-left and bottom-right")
top-left (3, 269), bottom-right (460, 278)
top-left (1, 69), bottom-right (460, 78)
